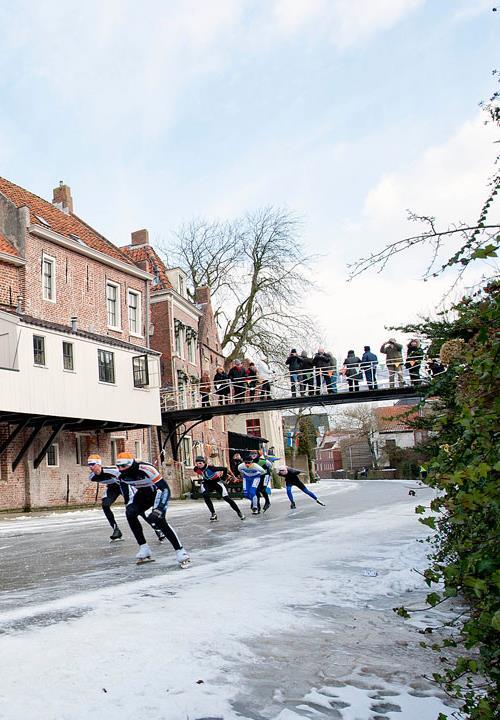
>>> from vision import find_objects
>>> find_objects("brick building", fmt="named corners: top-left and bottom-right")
top-left (0, 177), bottom-right (161, 511)
top-left (121, 232), bottom-right (228, 495)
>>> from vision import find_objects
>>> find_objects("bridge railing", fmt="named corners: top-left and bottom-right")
top-left (159, 358), bottom-right (443, 412)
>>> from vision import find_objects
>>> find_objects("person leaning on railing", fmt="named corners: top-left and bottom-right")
top-left (313, 347), bottom-right (336, 395)
top-left (406, 339), bottom-right (424, 386)
top-left (213, 367), bottom-right (230, 405)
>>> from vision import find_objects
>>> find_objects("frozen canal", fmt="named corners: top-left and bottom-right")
top-left (0, 480), bottom-right (459, 719)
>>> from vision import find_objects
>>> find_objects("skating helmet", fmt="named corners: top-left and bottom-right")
top-left (276, 465), bottom-right (288, 475)
top-left (195, 456), bottom-right (206, 467)
top-left (87, 454), bottom-right (102, 467)
top-left (116, 452), bottom-right (134, 469)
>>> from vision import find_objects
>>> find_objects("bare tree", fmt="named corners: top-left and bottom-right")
top-left (330, 405), bottom-right (379, 469)
top-left (167, 207), bottom-right (319, 365)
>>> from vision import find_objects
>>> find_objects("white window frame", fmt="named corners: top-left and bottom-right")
top-left (134, 440), bottom-right (142, 459)
top-left (127, 289), bottom-right (142, 337)
top-left (187, 333), bottom-right (196, 364)
top-left (62, 341), bottom-right (75, 371)
top-left (98, 348), bottom-right (116, 384)
top-left (106, 281), bottom-right (121, 330)
top-left (179, 436), bottom-right (193, 467)
top-left (46, 443), bottom-right (59, 468)
top-left (42, 254), bottom-right (56, 302)
top-left (33, 335), bottom-right (46, 367)
top-left (178, 275), bottom-right (185, 297)
top-left (175, 326), bottom-right (185, 359)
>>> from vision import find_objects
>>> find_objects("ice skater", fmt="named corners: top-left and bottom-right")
top-left (194, 456), bottom-right (245, 522)
top-left (116, 452), bottom-right (190, 567)
top-left (249, 450), bottom-right (273, 512)
top-left (87, 454), bottom-right (127, 541)
top-left (276, 465), bottom-right (326, 510)
top-left (238, 457), bottom-right (267, 515)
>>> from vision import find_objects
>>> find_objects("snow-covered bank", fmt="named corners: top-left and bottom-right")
top-left (0, 483), bottom-right (457, 719)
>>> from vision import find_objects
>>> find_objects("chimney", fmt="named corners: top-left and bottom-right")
top-left (131, 229), bottom-right (149, 246)
top-left (194, 286), bottom-right (211, 304)
top-left (52, 181), bottom-right (74, 214)
top-left (70, 316), bottom-right (78, 333)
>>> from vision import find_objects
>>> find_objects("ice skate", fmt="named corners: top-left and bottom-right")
top-left (290, 501), bottom-right (296, 510)
top-left (136, 543), bottom-right (154, 564)
top-left (263, 500), bottom-right (271, 513)
top-left (109, 525), bottom-right (123, 541)
top-left (176, 548), bottom-right (191, 569)
top-left (251, 507), bottom-right (259, 515)
top-left (239, 513), bottom-right (246, 521)
top-left (316, 499), bottom-right (326, 507)
top-left (209, 513), bottom-right (218, 522)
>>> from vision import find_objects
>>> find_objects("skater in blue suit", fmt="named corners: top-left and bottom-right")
top-left (238, 458), bottom-right (267, 515)
top-left (276, 466), bottom-right (326, 510)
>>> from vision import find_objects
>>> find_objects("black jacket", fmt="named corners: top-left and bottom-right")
top-left (313, 352), bottom-right (333, 369)
top-left (343, 353), bottom-right (362, 378)
top-left (228, 366), bottom-right (247, 382)
top-left (285, 354), bottom-right (302, 372)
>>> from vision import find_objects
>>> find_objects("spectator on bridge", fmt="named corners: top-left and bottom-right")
top-left (228, 359), bottom-right (247, 403)
top-left (199, 372), bottom-right (211, 407)
top-left (214, 366), bottom-right (230, 405)
top-left (342, 350), bottom-right (362, 392)
top-left (313, 347), bottom-right (336, 395)
top-left (380, 338), bottom-right (404, 388)
top-left (259, 377), bottom-right (272, 399)
top-left (298, 350), bottom-right (315, 396)
top-left (427, 357), bottom-right (445, 377)
top-left (361, 346), bottom-right (378, 390)
top-left (246, 362), bottom-right (259, 401)
top-left (285, 349), bottom-right (302, 397)
top-left (406, 339), bottom-right (423, 386)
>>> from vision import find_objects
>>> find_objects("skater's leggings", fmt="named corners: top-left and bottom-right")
top-left (101, 483), bottom-right (122, 528)
top-left (286, 478), bottom-right (318, 504)
top-left (126, 488), bottom-right (182, 551)
top-left (201, 481), bottom-right (241, 516)
top-left (256, 476), bottom-right (270, 509)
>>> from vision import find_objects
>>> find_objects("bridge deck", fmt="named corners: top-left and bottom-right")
top-left (161, 385), bottom-right (424, 424)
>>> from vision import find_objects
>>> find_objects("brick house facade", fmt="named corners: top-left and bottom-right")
top-left (0, 177), bottom-right (161, 511)
top-left (121, 233), bottom-right (228, 497)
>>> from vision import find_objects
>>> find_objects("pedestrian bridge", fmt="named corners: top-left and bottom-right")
top-left (159, 364), bottom-right (435, 458)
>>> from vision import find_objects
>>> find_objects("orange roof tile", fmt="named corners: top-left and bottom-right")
top-left (0, 231), bottom-right (19, 257)
top-left (0, 176), bottom-right (133, 265)
top-left (121, 244), bottom-right (173, 291)
top-left (374, 405), bottom-right (417, 432)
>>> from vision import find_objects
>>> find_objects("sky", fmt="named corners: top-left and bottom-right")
top-left (0, 0), bottom-right (498, 358)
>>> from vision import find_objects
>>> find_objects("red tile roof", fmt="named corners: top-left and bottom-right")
top-left (0, 231), bottom-right (18, 257)
top-left (374, 406), bottom-right (417, 432)
top-left (121, 244), bottom-right (173, 290)
top-left (0, 176), bottom-right (133, 264)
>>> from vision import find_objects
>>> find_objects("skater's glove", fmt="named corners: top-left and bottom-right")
top-left (147, 508), bottom-right (163, 526)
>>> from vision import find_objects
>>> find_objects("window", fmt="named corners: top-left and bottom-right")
top-left (75, 436), bottom-right (89, 466)
top-left (111, 438), bottom-right (125, 465)
top-left (246, 419), bottom-right (262, 438)
top-left (174, 320), bottom-right (184, 358)
top-left (132, 355), bottom-right (149, 388)
top-left (128, 290), bottom-right (141, 335)
top-left (46, 444), bottom-right (59, 467)
top-left (178, 275), bottom-right (185, 297)
top-left (106, 281), bottom-right (120, 329)
top-left (42, 255), bottom-right (56, 301)
top-left (33, 335), bottom-right (46, 366)
top-left (98, 349), bottom-right (115, 383)
top-left (62, 342), bottom-right (74, 371)
top-left (179, 436), bottom-right (193, 467)
top-left (134, 441), bottom-right (142, 459)
top-left (187, 329), bottom-right (196, 364)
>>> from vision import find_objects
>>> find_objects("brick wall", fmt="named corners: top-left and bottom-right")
top-left (24, 232), bottom-right (148, 342)
top-left (0, 261), bottom-right (22, 310)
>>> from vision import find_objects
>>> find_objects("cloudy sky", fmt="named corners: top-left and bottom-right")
top-left (0, 0), bottom-right (498, 357)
